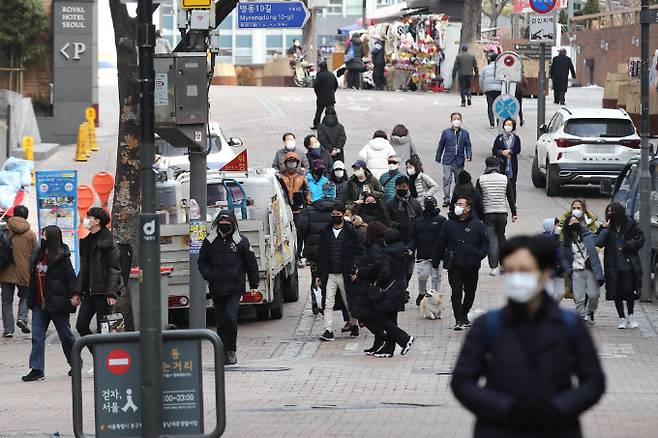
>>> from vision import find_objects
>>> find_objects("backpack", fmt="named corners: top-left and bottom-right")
top-left (344, 44), bottom-right (355, 63)
top-left (0, 227), bottom-right (14, 269)
top-left (116, 241), bottom-right (134, 291)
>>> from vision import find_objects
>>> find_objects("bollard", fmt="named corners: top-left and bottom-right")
top-left (85, 107), bottom-right (98, 152)
top-left (74, 124), bottom-right (88, 162)
top-left (21, 136), bottom-right (35, 184)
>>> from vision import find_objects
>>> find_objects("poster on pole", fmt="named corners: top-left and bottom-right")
top-left (36, 170), bottom-right (79, 271)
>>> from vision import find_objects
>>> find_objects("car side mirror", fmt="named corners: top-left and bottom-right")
top-left (229, 137), bottom-right (243, 147)
top-left (600, 178), bottom-right (613, 196)
top-left (540, 124), bottom-right (548, 134)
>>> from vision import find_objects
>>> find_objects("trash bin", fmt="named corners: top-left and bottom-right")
top-left (129, 266), bottom-right (172, 330)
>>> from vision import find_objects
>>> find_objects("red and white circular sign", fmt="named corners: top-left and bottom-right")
top-left (106, 348), bottom-right (132, 375)
top-left (503, 56), bottom-right (515, 67)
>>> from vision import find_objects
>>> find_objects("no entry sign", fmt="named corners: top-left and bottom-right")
top-left (106, 348), bottom-right (132, 375)
top-left (529, 0), bottom-right (558, 14)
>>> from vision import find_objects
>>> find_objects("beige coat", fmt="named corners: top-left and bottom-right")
top-left (0, 217), bottom-right (37, 287)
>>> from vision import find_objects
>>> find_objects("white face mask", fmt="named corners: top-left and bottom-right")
top-left (452, 119), bottom-right (462, 128)
top-left (407, 167), bottom-right (416, 176)
top-left (503, 272), bottom-right (541, 303)
top-left (572, 208), bottom-right (583, 219)
top-left (388, 163), bottom-right (399, 171)
top-left (343, 216), bottom-right (352, 222)
top-left (354, 168), bottom-right (365, 178)
top-left (83, 217), bottom-right (93, 230)
top-left (504, 125), bottom-right (514, 133)
top-left (454, 205), bottom-right (464, 216)
top-left (334, 170), bottom-right (345, 178)
top-left (285, 140), bottom-right (296, 150)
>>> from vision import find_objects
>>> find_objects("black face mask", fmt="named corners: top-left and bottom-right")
top-left (397, 189), bottom-right (408, 198)
top-left (331, 216), bottom-right (343, 225)
top-left (569, 223), bottom-right (581, 235)
top-left (364, 203), bottom-right (378, 211)
top-left (218, 223), bottom-right (233, 235)
top-left (424, 205), bottom-right (436, 214)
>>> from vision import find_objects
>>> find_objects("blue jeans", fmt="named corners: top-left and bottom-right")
top-left (1, 283), bottom-right (29, 334)
top-left (29, 306), bottom-right (76, 372)
top-left (442, 163), bottom-right (463, 204)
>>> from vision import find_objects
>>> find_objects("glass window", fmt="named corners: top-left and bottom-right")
top-left (219, 12), bottom-right (233, 30)
top-left (564, 119), bottom-right (636, 137)
top-left (236, 35), bottom-right (252, 48)
top-left (325, 0), bottom-right (343, 15)
top-left (345, 0), bottom-right (362, 16)
top-left (219, 36), bottom-right (232, 49)
top-left (266, 35), bottom-right (283, 49)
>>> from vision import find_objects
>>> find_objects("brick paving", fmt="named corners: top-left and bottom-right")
top-left (2, 83), bottom-right (658, 437)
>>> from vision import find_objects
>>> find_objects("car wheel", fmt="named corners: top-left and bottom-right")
top-left (282, 265), bottom-right (300, 303)
top-left (546, 159), bottom-right (560, 197)
top-left (531, 153), bottom-right (546, 188)
top-left (269, 275), bottom-right (284, 320)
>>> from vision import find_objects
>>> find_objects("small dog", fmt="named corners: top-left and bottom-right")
top-left (420, 289), bottom-right (444, 320)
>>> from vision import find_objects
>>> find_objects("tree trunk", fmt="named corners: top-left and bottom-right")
top-left (302, 2), bottom-right (317, 64)
top-left (460, 0), bottom-right (482, 46)
top-left (109, 0), bottom-right (141, 331)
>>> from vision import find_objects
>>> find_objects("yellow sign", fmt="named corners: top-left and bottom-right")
top-left (85, 106), bottom-right (96, 121)
top-left (181, 0), bottom-right (213, 8)
top-left (21, 136), bottom-right (34, 151)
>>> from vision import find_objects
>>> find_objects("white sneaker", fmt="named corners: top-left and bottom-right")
top-left (628, 315), bottom-right (639, 329)
top-left (85, 366), bottom-right (94, 378)
top-left (617, 318), bottom-right (628, 329)
top-left (489, 267), bottom-right (500, 276)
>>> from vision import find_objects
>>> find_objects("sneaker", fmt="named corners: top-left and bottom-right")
top-left (628, 314), bottom-right (639, 329)
top-left (16, 320), bottom-right (30, 334)
top-left (460, 102), bottom-right (466, 107)
top-left (341, 322), bottom-right (352, 333)
top-left (310, 126), bottom-right (318, 130)
top-left (416, 294), bottom-right (424, 306)
top-left (2, 332), bottom-right (13, 338)
top-left (467, 99), bottom-right (472, 106)
top-left (363, 341), bottom-right (384, 356)
top-left (226, 351), bottom-right (237, 365)
top-left (489, 125), bottom-right (495, 129)
top-left (400, 336), bottom-right (414, 356)
top-left (587, 313), bottom-right (595, 326)
top-left (320, 330), bottom-right (335, 341)
top-left (617, 318), bottom-right (628, 329)
top-left (442, 201), bottom-right (450, 208)
top-left (21, 369), bottom-right (44, 382)
top-left (350, 325), bottom-right (360, 337)
top-left (462, 318), bottom-right (472, 328)
top-left (454, 323), bottom-right (463, 331)
top-left (374, 351), bottom-right (394, 358)
top-left (489, 268), bottom-right (500, 276)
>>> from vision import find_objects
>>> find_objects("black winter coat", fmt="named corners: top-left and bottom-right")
top-left (318, 114), bottom-right (347, 162)
top-left (596, 220), bottom-right (645, 301)
top-left (318, 222), bottom-right (363, 284)
top-left (451, 295), bottom-right (605, 438)
top-left (298, 198), bottom-right (334, 262)
top-left (198, 220), bottom-right (259, 296)
top-left (351, 239), bottom-right (385, 317)
top-left (374, 242), bottom-right (409, 313)
top-left (313, 69), bottom-right (338, 105)
top-left (79, 228), bottom-right (122, 298)
top-left (549, 54), bottom-right (576, 92)
top-left (410, 210), bottom-right (447, 261)
top-left (28, 246), bottom-right (78, 314)
top-left (386, 195), bottom-right (423, 243)
top-left (450, 186), bottom-right (485, 220)
top-left (433, 215), bottom-right (488, 269)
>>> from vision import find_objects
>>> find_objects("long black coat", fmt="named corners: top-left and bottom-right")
top-left (313, 69), bottom-right (338, 106)
top-left (451, 295), bottom-right (605, 438)
top-left (433, 215), bottom-right (488, 269)
top-left (27, 246), bottom-right (78, 314)
top-left (596, 220), bottom-right (645, 301)
top-left (492, 134), bottom-right (521, 181)
top-left (79, 227), bottom-right (122, 299)
top-left (374, 242), bottom-right (409, 313)
top-left (409, 210), bottom-right (447, 261)
top-left (298, 198), bottom-right (334, 262)
top-left (549, 54), bottom-right (576, 92)
top-left (317, 114), bottom-right (347, 162)
top-left (386, 195), bottom-right (423, 243)
top-left (352, 239), bottom-right (386, 317)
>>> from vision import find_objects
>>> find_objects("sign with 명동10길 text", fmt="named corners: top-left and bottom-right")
top-left (237, 1), bottom-right (310, 29)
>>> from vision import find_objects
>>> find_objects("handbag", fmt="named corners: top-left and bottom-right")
top-left (367, 280), bottom-right (396, 301)
top-left (443, 249), bottom-right (455, 271)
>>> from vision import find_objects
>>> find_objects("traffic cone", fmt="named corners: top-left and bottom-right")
top-left (86, 120), bottom-right (98, 152)
top-left (75, 124), bottom-right (88, 162)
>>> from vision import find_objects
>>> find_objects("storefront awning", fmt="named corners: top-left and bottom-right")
top-left (366, 2), bottom-right (426, 23)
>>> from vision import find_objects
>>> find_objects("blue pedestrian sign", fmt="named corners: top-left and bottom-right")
top-left (493, 94), bottom-right (520, 121)
top-left (529, 0), bottom-right (558, 14)
top-left (237, 2), bottom-right (310, 29)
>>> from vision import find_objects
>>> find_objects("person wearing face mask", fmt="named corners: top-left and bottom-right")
top-left (436, 112), bottom-right (472, 208)
top-left (358, 130), bottom-right (396, 179)
top-left (272, 132), bottom-right (310, 172)
top-left (451, 235), bottom-right (605, 438)
top-left (432, 197), bottom-right (488, 330)
top-left (304, 134), bottom-right (333, 174)
top-left (198, 211), bottom-right (259, 365)
top-left (389, 124), bottom-right (418, 166)
top-left (409, 196), bottom-right (446, 306)
top-left (379, 155), bottom-right (403, 203)
top-left (492, 117), bottom-right (521, 201)
top-left (356, 194), bottom-right (390, 226)
top-left (343, 160), bottom-right (384, 205)
top-left (317, 203), bottom-right (363, 340)
top-left (317, 107), bottom-right (347, 163)
top-left (450, 170), bottom-right (484, 220)
top-left (306, 160), bottom-right (336, 203)
top-left (597, 202), bottom-right (645, 330)
top-left (558, 199), bottom-right (599, 235)
top-left (21, 225), bottom-right (78, 382)
top-left (329, 160), bottom-right (349, 200)
top-left (277, 152), bottom-right (311, 264)
top-left (76, 208), bottom-right (122, 366)
top-left (561, 215), bottom-right (604, 326)
top-left (405, 156), bottom-right (438, 201)
top-left (479, 53), bottom-right (503, 129)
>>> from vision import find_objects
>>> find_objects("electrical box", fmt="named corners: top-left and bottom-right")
top-left (154, 53), bottom-right (208, 125)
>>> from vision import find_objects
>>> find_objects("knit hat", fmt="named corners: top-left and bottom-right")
top-left (352, 160), bottom-right (367, 169)
top-left (311, 159), bottom-right (325, 172)
top-left (333, 160), bottom-right (345, 170)
top-left (424, 195), bottom-right (438, 207)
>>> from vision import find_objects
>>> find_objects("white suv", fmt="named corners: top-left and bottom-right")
top-left (532, 108), bottom-right (641, 196)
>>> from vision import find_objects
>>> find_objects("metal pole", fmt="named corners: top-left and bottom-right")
top-left (189, 150), bottom-right (208, 328)
top-left (567, 0), bottom-right (574, 33)
top-left (537, 42), bottom-right (546, 140)
top-left (137, 0), bottom-right (164, 435)
top-left (639, 0), bottom-right (652, 302)
top-left (362, 0), bottom-right (366, 30)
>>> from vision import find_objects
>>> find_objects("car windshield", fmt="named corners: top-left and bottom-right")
top-left (564, 119), bottom-right (636, 138)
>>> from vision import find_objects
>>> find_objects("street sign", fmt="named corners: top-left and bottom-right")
top-left (493, 94), bottom-right (520, 121)
top-left (220, 150), bottom-right (248, 172)
top-left (529, 0), bottom-right (558, 14)
top-left (237, 1), bottom-right (310, 29)
top-left (106, 348), bottom-right (132, 375)
top-left (494, 52), bottom-right (523, 83)
top-left (530, 13), bottom-right (555, 43)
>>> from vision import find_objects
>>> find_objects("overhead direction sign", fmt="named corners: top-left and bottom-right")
top-left (529, 14), bottom-right (555, 43)
top-left (529, 0), bottom-right (558, 14)
top-left (237, 1), bottom-right (310, 29)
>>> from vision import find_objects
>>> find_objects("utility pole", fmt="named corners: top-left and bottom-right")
top-left (537, 42), bottom-right (546, 139)
top-left (137, 0), bottom-right (164, 435)
top-left (639, 0), bottom-right (652, 302)
top-left (362, 0), bottom-right (367, 30)
top-left (567, 0), bottom-right (574, 33)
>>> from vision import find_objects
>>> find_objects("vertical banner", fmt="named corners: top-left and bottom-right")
top-left (36, 170), bottom-right (79, 271)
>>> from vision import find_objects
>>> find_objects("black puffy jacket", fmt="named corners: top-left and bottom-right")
top-left (28, 245), bottom-right (78, 314)
top-left (79, 227), bottom-right (122, 299)
top-left (386, 195), bottom-right (423, 243)
top-left (198, 211), bottom-right (259, 296)
top-left (374, 242), bottom-right (409, 313)
top-left (298, 199), bottom-right (334, 262)
top-left (318, 222), bottom-right (363, 281)
top-left (433, 215), bottom-right (488, 269)
top-left (410, 209), bottom-right (447, 260)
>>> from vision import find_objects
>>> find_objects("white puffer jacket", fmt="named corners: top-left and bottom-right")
top-left (479, 63), bottom-right (503, 93)
top-left (358, 138), bottom-right (396, 179)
